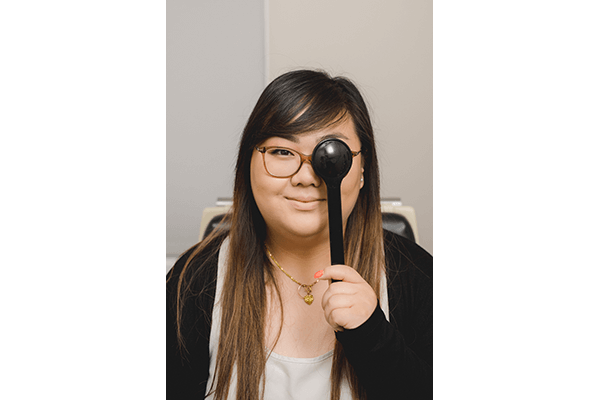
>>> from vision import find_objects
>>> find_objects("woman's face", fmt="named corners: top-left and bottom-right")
top-left (250, 117), bottom-right (364, 242)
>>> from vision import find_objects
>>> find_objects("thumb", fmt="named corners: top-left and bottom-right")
top-left (314, 265), bottom-right (362, 283)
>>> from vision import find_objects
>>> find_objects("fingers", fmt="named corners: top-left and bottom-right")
top-left (321, 281), bottom-right (357, 308)
top-left (325, 307), bottom-right (354, 332)
top-left (317, 265), bottom-right (378, 331)
top-left (322, 294), bottom-right (355, 331)
top-left (322, 292), bottom-right (355, 312)
top-left (315, 265), bottom-right (364, 284)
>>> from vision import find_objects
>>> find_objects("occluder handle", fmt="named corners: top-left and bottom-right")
top-left (327, 183), bottom-right (344, 283)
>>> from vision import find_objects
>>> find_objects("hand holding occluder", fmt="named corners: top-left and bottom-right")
top-left (316, 266), bottom-right (378, 331)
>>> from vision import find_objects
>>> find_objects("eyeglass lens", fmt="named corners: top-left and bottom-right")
top-left (263, 148), bottom-right (303, 177)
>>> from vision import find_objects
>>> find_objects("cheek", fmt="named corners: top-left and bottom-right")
top-left (250, 155), bottom-right (285, 210)
top-left (250, 156), bottom-right (268, 205)
top-left (340, 164), bottom-right (362, 218)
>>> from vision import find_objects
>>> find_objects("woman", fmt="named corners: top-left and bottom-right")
top-left (167, 70), bottom-right (433, 399)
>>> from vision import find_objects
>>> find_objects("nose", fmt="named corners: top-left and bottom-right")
top-left (290, 158), bottom-right (322, 187)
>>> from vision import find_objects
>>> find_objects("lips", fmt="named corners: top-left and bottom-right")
top-left (285, 197), bottom-right (325, 203)
top-left (285, 196), bottom-right (325, 211)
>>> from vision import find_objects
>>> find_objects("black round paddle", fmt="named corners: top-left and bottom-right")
top-left (311, 138), bottom-right (354, 283)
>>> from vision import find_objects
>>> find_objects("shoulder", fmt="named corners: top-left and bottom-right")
top-left (168, 234), bottom-right (225, 277)
top-left (383, 229), bottom-right (432, 280)
top-left (383, 230), bottom-right (433, 336)
top-left (166, 234), bottom-right (227, 342)
top-left (166, 233), bottom-right (226, 302)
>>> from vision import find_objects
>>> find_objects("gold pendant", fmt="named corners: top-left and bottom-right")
top-left (298, 285), bottom-right (314, 305)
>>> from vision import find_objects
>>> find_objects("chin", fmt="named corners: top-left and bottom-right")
top-left (271, 217), bottom-right (328, 240)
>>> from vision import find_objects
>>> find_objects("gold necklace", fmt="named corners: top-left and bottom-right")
top-left (266, 248), bottom-right (319, 305)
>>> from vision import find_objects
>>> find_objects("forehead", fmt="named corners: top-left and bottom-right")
top-left (263, 118), bottom-right (360, 149)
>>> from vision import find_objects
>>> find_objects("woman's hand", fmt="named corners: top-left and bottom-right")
top-left (316, 265), bottom-right (378, 331)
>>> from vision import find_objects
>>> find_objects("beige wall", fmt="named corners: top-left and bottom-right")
top-left (167, 0), bottom-right (265, 256)
top-left (167, 1), bottom-right (432, 258)
top-left (268, 0), bottom-right (433, 254)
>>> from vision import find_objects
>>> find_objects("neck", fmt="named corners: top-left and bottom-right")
top-left (265, 233), bottom-right (331, 284)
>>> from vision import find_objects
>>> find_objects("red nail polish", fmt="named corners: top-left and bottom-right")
top-left (314, 270), bottom-right (324, 279)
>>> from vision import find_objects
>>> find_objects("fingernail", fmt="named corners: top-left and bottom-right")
top-left (314, 270), bottom-right (324, 279)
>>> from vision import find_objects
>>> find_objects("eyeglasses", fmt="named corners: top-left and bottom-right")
top-left (256, 145), bottom-right (362, 178)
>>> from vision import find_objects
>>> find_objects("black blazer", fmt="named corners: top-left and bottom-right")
top-left (166, 230), bottom-right (432, 399)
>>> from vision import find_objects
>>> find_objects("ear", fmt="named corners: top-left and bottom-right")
top-left (360, 167), bottom-right (365, 189)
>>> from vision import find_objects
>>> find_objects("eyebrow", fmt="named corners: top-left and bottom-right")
top-left (285, 132), bottom-right (350, 143)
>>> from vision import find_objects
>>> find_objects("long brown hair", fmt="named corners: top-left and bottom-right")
top-left (173, 70), bottom-right (385, 400)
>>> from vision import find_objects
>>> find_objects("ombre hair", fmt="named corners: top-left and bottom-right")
top-left (173, 70), bottom-right (385, 400)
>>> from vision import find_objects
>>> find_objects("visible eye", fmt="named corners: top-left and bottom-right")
top-left (267, 148), bottom-right (296, 157)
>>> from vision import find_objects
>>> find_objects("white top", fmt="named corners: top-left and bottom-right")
top-left (205, 238), bottom-right (389, 399)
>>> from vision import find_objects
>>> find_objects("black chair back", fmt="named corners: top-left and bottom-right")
top-left (202, 212), bottom-right (415, 242)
